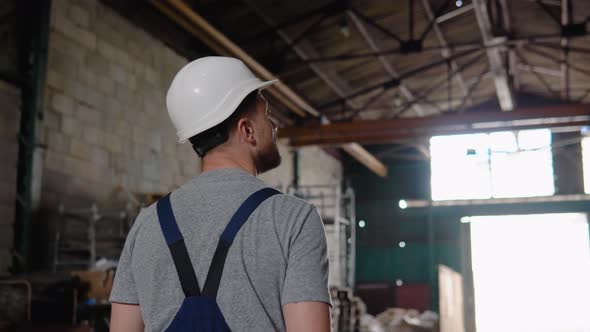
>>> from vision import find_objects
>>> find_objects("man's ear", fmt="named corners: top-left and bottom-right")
top-left (236, 117), bottom-right (257, 145)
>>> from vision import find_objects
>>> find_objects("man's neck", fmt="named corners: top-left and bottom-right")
top-left (201, 150), bottom-right (257, 176)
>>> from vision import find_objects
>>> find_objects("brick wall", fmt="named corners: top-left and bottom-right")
top-left (41, 0), bottom-right (198, 207)
top-left (0, 81), bottom-right (20, 275)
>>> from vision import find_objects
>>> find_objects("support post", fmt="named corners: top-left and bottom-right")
top-left (14, 0), bottom-right (51, 272)
top-left (561, 0), bottom-right (572, 100)
top-left (292, 149), bottom-right (299, 190)
top-left (421, 0), bottom-right (472, 107)
top-left (473, 0), bottom-right (515, 111)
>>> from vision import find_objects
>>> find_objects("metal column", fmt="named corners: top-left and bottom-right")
top-left (13, 0), bottom-right (51, 271)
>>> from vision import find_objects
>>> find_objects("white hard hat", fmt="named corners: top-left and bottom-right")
top-left (166, 56), bottom-right (278, 143)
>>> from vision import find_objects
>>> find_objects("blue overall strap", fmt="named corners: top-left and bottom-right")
top-left (156, 193), bottom-right (201, 297)
top-left (201, 188), bottom-right (280, 298)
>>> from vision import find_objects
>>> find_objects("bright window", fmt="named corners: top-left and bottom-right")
top-left (430, 134), bottom-right (492, 200)
top-left (430, 129), bottom-right (554, 200)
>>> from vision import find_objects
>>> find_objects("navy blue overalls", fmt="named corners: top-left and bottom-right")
top-left (156, 188), bottom-right (281, 331)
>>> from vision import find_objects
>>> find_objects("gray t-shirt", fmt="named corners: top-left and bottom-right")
top-left (110, 168), bottom-right (330, 331)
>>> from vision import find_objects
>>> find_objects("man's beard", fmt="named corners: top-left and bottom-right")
top-left (256, 142), bottom-right (282, 174)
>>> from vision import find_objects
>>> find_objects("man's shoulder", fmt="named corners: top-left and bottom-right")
top-left (127, 201), bottom-right (159, 239)
top-left (269, 191), bottom-right (321, 227)
top-left (271, 191), bottom-right (315, 210)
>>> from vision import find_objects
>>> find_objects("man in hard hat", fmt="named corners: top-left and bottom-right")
top-left (109, 57), bottom-right (331, 331)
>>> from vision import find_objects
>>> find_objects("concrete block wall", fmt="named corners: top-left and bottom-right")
top-left (42, 0), bottom-right (343, 210)
top-left (0, 0), bottom-right (343, 273)
top-left (259, 143), bottom-right (342, 191)
top-left (0, 81), bottom-right (20, 275)
top-left (258, 140), bottom-right (294, 189)
top-left (41, 0), bottom-right (198, 208)
top-left (260, 143), bottom-right (343, 219)
top-left (299, 146), bottom-right (343, 219)
top-left (299, 146), bottom-right (342, 186)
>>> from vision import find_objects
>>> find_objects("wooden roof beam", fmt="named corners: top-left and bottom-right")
top-left (346, 10), bottom-right (426, 116)
top-left (517, 64), bottom-right (562, 78)
top-left (498, 0), bottom-right (521, 92)
top-left (524, 0), bottom-right (561, 6)
top-left (421, 0), bottom-right (472, 108)
top-left (152, 0), bottom-right (387, 177)
top-left (561, 0), bottom-right (572, 100)
top-left (279, 104), bottom-right (590, 146)
top-left (242, 0), bottom-right (388, 176)
top-left (436, 3), bottom-right (474, 23)
top-left (151, 0), bottom-right (311, 117)
top-left (241, 1), bottom-right (390, 118)
top-left (473, 0), bottom-right (516, 111)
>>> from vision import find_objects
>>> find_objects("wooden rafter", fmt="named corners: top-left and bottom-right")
top-left (421, 0), bottom-right (472, 108)
top-left (239, 0), bottom-right (387, 176)
top-left (561, 0), bottom-right (572, 100)
top-left (346, 10), bottom-right (426, 117)
top-left (473, 0), bottom-right (516, 111)
top-left (151, 0), bottom-right (388, 177)
top-left (280, 104), bottom-right (590, 146)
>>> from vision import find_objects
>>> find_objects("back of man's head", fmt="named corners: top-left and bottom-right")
top-left (188, 90), bottom-right (258, 157)
top-left (165, 56), bottom-right (277, 158)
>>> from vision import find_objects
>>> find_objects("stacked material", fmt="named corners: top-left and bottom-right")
top-left (0, 282), bottom-right (29, 327)
top-left (360, 307), bottom-right (439, 332)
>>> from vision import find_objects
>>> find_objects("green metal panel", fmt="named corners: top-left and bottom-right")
top-left (356, 244), bottom-right (460, 283)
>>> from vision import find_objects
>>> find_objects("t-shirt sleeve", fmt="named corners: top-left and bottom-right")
top-left (109, 214), bottom-right (141, 304)
top-left (281, 206), bottom-right (331, 306)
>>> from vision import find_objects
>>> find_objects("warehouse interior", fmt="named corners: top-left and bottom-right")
top-left (1, 0), bottom-right (590, 331)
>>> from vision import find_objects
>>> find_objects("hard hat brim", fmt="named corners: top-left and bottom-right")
top-left (177, 78), bottom-right (278, 143)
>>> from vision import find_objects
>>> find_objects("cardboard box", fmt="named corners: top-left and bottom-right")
top-left (70, 270), bottom-right (114, 302)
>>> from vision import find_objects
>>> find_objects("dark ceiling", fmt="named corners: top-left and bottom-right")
top-left (104, 0), bottom-right (590, 130)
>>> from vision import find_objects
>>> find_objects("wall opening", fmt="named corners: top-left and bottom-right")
top-left (469, 213), bottom-right (590, 332)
